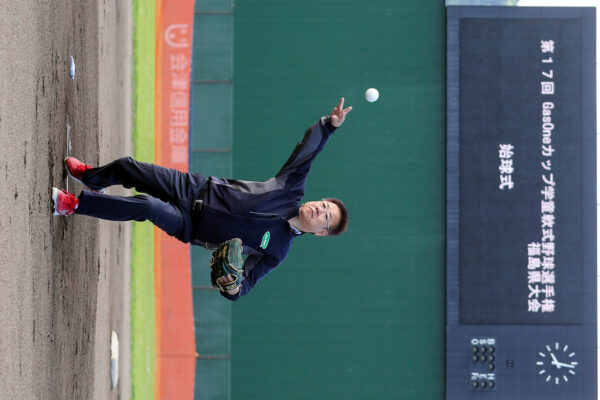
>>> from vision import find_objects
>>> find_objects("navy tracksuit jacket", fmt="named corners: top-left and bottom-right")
top-left (76, 116), bottom-right (338, 300)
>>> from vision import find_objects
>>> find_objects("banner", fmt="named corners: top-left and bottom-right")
top-left (155, 1), bottom-right (195, 399)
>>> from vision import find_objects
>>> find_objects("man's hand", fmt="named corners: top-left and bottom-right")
top-left (216, 274), bottom-right (240, 295)
top-left (330, 97), bottom-right (353, 128)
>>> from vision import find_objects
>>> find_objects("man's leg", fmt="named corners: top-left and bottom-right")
top-left (80, 157), bottom-right (205, 205)
top-left (75, 190), bottom-right (186, 239)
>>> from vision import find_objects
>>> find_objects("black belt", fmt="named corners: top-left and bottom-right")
top-left (192, 185), bottom-right (208, 218)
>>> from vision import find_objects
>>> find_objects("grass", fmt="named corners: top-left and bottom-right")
top-left (131, 0), bottom-right (155, 399)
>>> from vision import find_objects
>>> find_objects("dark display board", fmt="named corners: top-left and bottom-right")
top-left (447, 6), bottom-right (596, 400)
top-left (459, 17), bottom-right (583, 325)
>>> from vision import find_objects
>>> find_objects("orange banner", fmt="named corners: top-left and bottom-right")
top-left (155, 0), bottom-right (196, 399)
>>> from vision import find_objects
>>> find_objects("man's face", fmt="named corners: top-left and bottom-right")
top-left (298, 200), bottom-right (341, 236)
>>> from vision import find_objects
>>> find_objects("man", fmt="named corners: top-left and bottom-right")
top-left (52, 98), bottom-right (352, 300)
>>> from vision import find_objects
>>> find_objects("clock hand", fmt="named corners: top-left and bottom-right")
top-left (549, 352), bottom-right (561, 369)
top-left (557, 361), bottom-right (575, 369)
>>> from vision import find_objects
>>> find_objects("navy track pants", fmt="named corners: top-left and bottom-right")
top-left (75, 157), bottom-right (207, 243)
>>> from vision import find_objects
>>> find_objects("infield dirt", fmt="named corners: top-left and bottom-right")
top-left (1, 1), bottom-right (132, 399)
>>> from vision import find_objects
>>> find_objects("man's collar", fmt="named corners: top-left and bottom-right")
top-left (287, 206), bottom-right (304, 235)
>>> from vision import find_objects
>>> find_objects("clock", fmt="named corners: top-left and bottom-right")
top-left (536, 342), bottom-right (578, 385)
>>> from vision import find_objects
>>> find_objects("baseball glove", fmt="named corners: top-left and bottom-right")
top-left (209, 238), bottom-right (244, 292)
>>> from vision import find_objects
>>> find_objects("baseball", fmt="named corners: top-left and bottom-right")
top-left (365, 88), bottom-right (379, 102)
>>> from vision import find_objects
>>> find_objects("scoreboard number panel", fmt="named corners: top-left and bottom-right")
top-left (446, 7), bottom-right (596, 400)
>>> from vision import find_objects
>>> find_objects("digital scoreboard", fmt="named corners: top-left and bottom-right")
top-left (446, 7), bottom-right (596, 399)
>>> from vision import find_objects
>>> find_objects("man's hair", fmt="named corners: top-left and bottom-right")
top-left (324, 197), bottom-right (349, 236)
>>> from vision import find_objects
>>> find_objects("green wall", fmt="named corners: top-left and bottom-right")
top-left (190, 2), bottom-right (234, 400)
top-left (231, 1), bottom-right (446, 399)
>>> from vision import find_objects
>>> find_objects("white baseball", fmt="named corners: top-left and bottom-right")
top-left (365, 88), bottom-right (379, 102)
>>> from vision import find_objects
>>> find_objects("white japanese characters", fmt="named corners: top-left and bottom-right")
top-left (528, 40), bottom-right (557, 314)
top-left (540, 39), bottom-right (555, 95)
top-left (167, 25), bottom-right (191, 164)
top-left (499, 144), bottom-right (514, 190)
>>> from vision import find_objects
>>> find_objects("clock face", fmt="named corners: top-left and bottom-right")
top-left (537, 342), bottom-right (578, 385)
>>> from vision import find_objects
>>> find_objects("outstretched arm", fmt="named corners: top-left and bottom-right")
top-left (275, 98), bottom-right (353, 193)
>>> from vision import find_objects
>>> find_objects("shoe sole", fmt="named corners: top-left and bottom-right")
top-left (51, 187), bottom-right (60, 216)
top-left (64, 157), bottom-right (104, 193)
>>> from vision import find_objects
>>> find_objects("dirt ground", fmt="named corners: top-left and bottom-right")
top-left (0, 1), bottom-right (132, 399)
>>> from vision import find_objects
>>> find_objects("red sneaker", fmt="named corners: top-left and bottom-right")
top-left (64, 156), bottom-right (91, 184)
top-left (52, 187), bottom-right (79, 216)
top-left (64, 156), bottom-right (104, 193)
